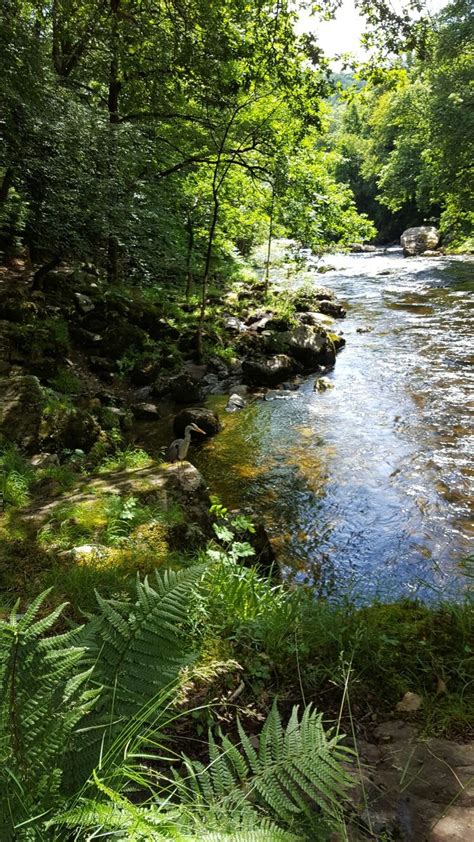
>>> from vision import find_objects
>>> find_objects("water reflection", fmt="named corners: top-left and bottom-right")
top-left (138, 247), bottom-right (474, 601)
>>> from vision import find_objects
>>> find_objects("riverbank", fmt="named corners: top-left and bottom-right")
top-left (0, 248), bottom-right (473, 839)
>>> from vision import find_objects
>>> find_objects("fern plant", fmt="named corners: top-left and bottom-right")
top-left (0, 590), bottom-right (98, 838)
top-left (67, 565), bottom-right (205, 788)
top-left (174, 703), bottom-right (352, 838)
top-left (52, 704), bottom-right (351, 841)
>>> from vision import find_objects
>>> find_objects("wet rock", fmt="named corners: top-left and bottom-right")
top-left (226, 393), bottom-right (246, 412)
top-left (173, 407), bottom-right (221, 438)
top-left (317, 299), bottom-right (346, 319)
top-left (401, 225), bottom-right (439, 256)
top-left (328, 332), bottom-right (346, 352)
top-left (280, 324), bottom-right (334, 369)
top-left (314, 377), bottom-right (333, 392)
top-left (0, 375), bottom-right (44, 451)
top-left (299, 311), bottom-right (334, 328)
top-left (290, 286), bottom-right (335, 311)
top-left (265, 389), bottom-right (297, 400)
top-left (134, 385), bottom-right (152, 401)
top-left (131, 402), bottom-right (161, 421)
top-left (423, 249), bottom-right (441, 257)
top-left (242, 354), bottom-right (295, 387)
top-left (74, 292), bottom-right (95, 314)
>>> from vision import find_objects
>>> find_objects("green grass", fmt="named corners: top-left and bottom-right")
top-left (96, 446), bottom-right (154, 473)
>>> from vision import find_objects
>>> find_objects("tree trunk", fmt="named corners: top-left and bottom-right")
top-left (107, 0), bottom-right (121, 284)
top-left (197, 197), bottom-right (219, 360)
top-left (0, 167), bottom-right (13, 207)
top-left (264, 183), bottom-right (275, 296)
top-left (185, 214), bottom-right (194, 299)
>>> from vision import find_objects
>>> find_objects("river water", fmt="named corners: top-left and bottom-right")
top-left (143, 245), bottom-right (474, 600)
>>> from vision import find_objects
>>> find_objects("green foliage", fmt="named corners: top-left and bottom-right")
top-left (37, 493), bottom-right (166, 551)
top-left (97, 447), bottom-right (154, 474)
top-left (332, 1), bottom-right (474, 245)
top-left (175, 703), bottom-right (352, 835)
top-left (0, 590), bottom-right (97, 837)
top-left (0, 445), bottom-right (34, 507)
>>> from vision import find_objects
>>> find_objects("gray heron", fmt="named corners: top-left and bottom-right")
top-left (166, 423), bottom-right (206, 463)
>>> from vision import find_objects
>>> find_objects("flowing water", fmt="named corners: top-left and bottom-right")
top-left (140, 245), bottom-right (474, 600)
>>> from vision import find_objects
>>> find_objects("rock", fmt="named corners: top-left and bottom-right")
top-left (131, 402), bottom-right (160, 420)
top-left (89, 356), bottom-right (115, 376)
top-left (207, 356), bottom-right (230, 378)
top-left (242, 354), bottom-right (295, 387)
top-left (423, 249), bottom-right (441, 257)
top-left (327, 332), bottom-right (346, 352)
top-left (401, 225), bottom-right (440, 256)
top-left (290, 286), bottom-right (335, 311)
top-left (317, 299), bottom-right (346, 319)
top-left (74, 292), bottom-right (95, 314)
top-left (299, 311), bottom-right (334, 328)
top-left (264, 389), bottom-right (297, 400)
top-left (129, 356), bottom-right (161, 386)
top-left (280, 324), bottom-right (335, 369)
top-left (350, 243), bottom-right (376, 252)
top-left (352, 723), bottom-right (474, 842)
top-left (167, 372), bottom-right (203, 404)
top-left (0, 375), bottom-right (44, 451)
top-left (226, 393), bottom-right (245, 412)
top-left (224, 316), bottom-right (246, 332)
top-left (173, 407), bottom-right (221, 438)
top-left (58, 409), bottom-right (102, 451)
top-left (134, 386), bottom-right (153, 400)
top-left (395, 691), bottom-right (423, 713)
top-left (314, 377), bottom-right (333, 392)
top-left (30, 452), bottom-right (60, 468)
top-left (60, 544), bottom-right (109, 560)
top-left (229, 384), bottom-right (248, 397)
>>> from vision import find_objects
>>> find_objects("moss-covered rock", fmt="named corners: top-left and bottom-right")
top-left (0, 375), bottom-right (44, 450)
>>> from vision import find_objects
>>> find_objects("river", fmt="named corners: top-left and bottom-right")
top-left (143, 245), bottom-right (474, 601)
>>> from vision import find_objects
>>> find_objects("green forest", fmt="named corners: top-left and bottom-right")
top-left (0, 0), bottom-right (473, 839)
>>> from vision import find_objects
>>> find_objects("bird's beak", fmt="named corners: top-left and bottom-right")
top-left (194, 426), bottom-right (206, 434)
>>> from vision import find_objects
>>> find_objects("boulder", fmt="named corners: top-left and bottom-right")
top-left (131, 402), bottom-right (161, 420)
top-left (401, 226), bottom-right (439, 256)
top-left (173, 407), bottom-right (221, 438)
top-left (167, 372), bottom-right (203, 404)
top-left (242, 354), bottom-right (295, 386)
top-left (226, 393), bottom-right (246, 412)
top-left (289, 286), bottom-right (335, 311)
top-left (350, 243), bottom-right (376, 253)
top-left (280, 324), bottom-right (335, 369)
top-left (58, 408), bottom-right (102, 451)
top-left (74, 292), bottom-right (95, 314)
top-left (299, 311), bottom-right (334, 328)
top-left (314, 377), bottom-right (333, 392)
top-left (30, 452), bottom-right (60, 467)
top-left (0, 375), bottom-right (44, 450)
top-left (129, 356), bottom-right (161, 386)
top-left (317, 299), bottom-right (346, 319)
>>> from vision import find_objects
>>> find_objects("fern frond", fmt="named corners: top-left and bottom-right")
top-left (68, 565), bottom-right (205, 788)
top-left (176, 702), bottom-right (353, 836)
top-left (0, 594), bottom-right (97, 838)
